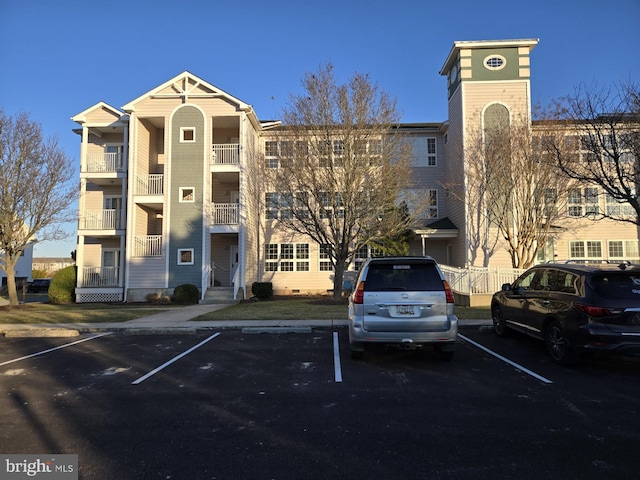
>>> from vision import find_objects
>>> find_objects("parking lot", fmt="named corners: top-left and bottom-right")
top-left (1, 326), bottom-right (639, 480)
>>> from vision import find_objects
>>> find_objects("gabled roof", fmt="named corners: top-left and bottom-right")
top-left (71, 101), bottom-right (125, 124)
top-left (121, 71), bottom-right (252, 114)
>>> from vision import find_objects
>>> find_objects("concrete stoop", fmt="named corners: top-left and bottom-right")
top-left (200, 287), bottom-right (240, 305)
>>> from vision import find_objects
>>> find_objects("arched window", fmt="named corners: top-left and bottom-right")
top-left (484, 103), bottom-right (510, 133)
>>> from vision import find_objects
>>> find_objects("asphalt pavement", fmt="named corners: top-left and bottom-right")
top-left (0, 300), bottom-right (492, 337)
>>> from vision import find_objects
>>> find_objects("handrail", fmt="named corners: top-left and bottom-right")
top-left (211, 144), bottom-right (240, 165)
top-left (232, 265), bottom-right (240, 300)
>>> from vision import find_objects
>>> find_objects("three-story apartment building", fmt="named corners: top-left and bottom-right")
top-left (72, 38), bottom-right (639, 302)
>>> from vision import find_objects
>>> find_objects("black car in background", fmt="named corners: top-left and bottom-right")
top-left (491, 262), bottom-right (640, 364)
top-left (27, 278), bottom-right (51, 293)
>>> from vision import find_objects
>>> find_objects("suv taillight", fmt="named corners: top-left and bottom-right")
top-left (443, 280), bottom-right (455, 304)
top-left (353, 281), bottom-right (365, 304)
top-left (574, 303), bottom-right (621, 317)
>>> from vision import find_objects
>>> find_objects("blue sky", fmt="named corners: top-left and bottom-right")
top-left (1, 0), bottom-right (639, 257)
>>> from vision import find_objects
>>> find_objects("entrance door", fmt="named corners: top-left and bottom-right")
top-left (102, 249), bottom-right (120, 286)
top-left (230, 246), bottom-right (239, 285)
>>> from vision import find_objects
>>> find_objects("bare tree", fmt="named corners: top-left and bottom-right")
top-left (265, 63), bottom-right (420, 298)
top-left (543, 82), bottom-right (640, 225)
top-left (0, 110), bottom-right (76, 306)
top-left (455, 110), bottom-right (570, 269)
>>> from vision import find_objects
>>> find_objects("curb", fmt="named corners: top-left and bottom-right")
top-left (0, 320), bottom-right (493, 337)
top-left (4, 328), bottom-right (80, 338)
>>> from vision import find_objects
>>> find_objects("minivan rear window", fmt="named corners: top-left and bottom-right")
top-left (590, 273), bottom-right (640, 300)
top-left (364, 261), bottom-right (443, 292)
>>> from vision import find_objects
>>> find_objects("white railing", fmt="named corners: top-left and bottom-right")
top-left (136, 174), bottom-right (164, 195)
top-left (133, 235), bottom-right (163, 257)
top-left (211, 144), bottom-right (240, 165)
top-left (80, 267), bottom-right (120, 287)
top-left (440, 265), bottom-right (525, 296)
top-left (85, 153), bottom-right (124, 172)
top-left (212, 203), bottom-right (239, 224)
top-left (80, 209), bottom-right (121, 230)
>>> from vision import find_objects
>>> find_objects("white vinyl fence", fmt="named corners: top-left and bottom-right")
top-left (440, 265), bottom-right (525, 296)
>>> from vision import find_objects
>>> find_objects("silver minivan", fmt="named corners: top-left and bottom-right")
top-left (346, 256), bottom-right (458, 360)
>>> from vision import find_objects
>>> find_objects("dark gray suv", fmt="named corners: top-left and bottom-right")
top-left (491, 262), bottom-right (640, 364)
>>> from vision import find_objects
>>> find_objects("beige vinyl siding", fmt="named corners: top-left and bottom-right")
top-left (128, 258), bottom-right (166, 287)
top-left (257, 231), bottom-right (335, 294)
top-left (443, 85), bottom-right (467, 267)
top-left (132, 97), bottom-right (239, 120)
top-left (85, 106), bottom-right (121, 125)
top-left (462, 81), bottom-right (530, 121)
top-left (135, 119), bottom-right (151, 176)
top-left (243, 128), bottom-right (262, 287)
top-left (81, 239), bottom-right (120, 268)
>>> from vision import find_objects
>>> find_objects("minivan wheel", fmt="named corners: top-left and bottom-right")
top-left (545, 321), bottom-right (577, 365)
top-left (492, 305), bottom-right (510, 337)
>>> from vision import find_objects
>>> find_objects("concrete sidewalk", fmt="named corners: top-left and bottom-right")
top-left (0, 302), bottom-right (493, 337)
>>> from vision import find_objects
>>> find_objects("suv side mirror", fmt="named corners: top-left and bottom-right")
top-left (501, 283), bottom-right (512, 291)
top-left (342, 280), bottom-right (353, 293)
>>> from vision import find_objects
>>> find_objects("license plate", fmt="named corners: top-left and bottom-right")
top-left (396, 305), bottom-right (414, 315)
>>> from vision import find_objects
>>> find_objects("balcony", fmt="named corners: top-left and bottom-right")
top-left (79, 267), bottom-right (120, 287)
top-left (211, 144), bottom-right (240, 166)
top-left (136, 174), bottom-right (164, 195)
top-left (83, 153), bottom-right (125, 173)
top-left (213, 203), bottom-right (239, 224)
top-left (80, 209), bottom-right (122, 231)
top-left (135, 174), bottom-right (164, 208)
top-left (134, 235), bottom-right (163, 257)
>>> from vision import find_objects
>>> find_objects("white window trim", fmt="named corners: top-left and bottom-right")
top-left (180, 127), bottom-right (196, 143)
top-left (179, 187), bottom-right (195, 203)
top-left (483, 54), bottom-right (507, 71)
top-left (569, 240), bottom-right (603, 261)
top-left (177, 248), bottom-right (195, 265)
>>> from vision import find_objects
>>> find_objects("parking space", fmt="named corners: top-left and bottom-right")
top-left (1, 327), bottom-right (639, 479)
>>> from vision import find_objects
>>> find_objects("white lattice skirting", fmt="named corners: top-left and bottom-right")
top-left (76, 292), bottom-right (123, 303)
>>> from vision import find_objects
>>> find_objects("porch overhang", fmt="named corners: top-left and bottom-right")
top-left (413, 217), bottom-right (459, 257)
top-left (414, 217), bottom-right (459, 239)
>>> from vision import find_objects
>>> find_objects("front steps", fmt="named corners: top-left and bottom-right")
top-left (200, 287), bottom-right (241, 305)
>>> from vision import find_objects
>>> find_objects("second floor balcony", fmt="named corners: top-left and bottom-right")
top-left (80, 209), bottom-right (122, 231)
top-left (211, 144), bottom-right (240, 167)
top-left (133, 235), bottom-right (163, 257)
top-left (136, 174), bottom-right (164, 196)
top-left (212, 203), bottom-right (239, 225)
top-left (83, 153), bottom-right (125, 173)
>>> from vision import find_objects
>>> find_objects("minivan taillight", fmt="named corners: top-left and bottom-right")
top-left (443, 280), bottom-right (455, 304)
top-left (353, 281), bottom-right (365, 304)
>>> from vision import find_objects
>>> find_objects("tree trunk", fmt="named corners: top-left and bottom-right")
top-left (4, 260), bottom-right (19, 306)
top-left (333, 258), bottom-right (347, 300)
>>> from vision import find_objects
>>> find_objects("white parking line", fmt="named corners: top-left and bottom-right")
top-left (131, 332), bottom-right (221, 385)
top-left (333, 331), bottom-right (343, 383)
top-left (458, 334), bottom-right (553, 384)
top-left (0, 333), bottom-right (112, 367)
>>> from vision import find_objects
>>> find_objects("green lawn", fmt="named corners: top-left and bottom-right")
top-left (192, 298), bottom-right (491, 321)
top-left (0, 302), bottom-right (176, 324)
top-left (0, 296), bottom-right (491, 324)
